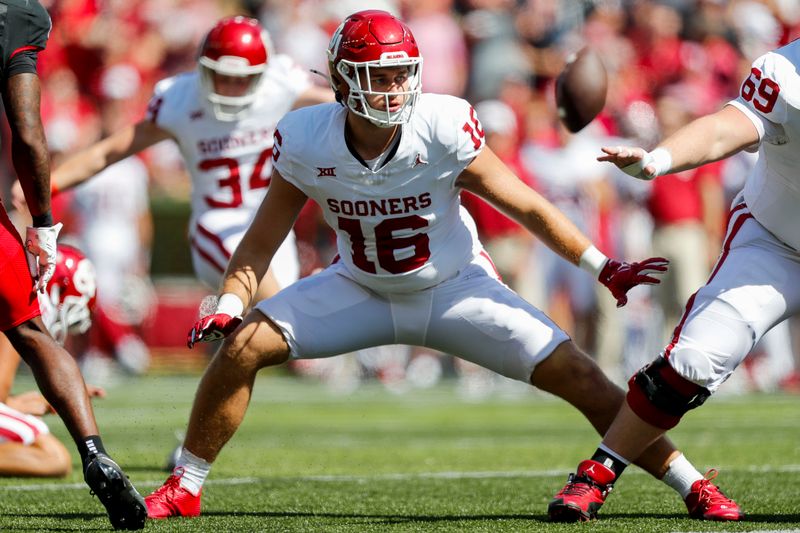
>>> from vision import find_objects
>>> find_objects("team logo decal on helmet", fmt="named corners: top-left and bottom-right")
top-left (198, 16), bottom-right (271, 121)
top-left (327, 10), bottom-right (423, 127)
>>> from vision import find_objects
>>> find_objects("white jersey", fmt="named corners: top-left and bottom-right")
top-left (71, 157), bottom-right (149, 295)
top-left (145, 54), bottom-right (310, 287)
top-left (728, 39), bottom-right (800, 251)
top-left (273, 94), bottom-right (485, 293)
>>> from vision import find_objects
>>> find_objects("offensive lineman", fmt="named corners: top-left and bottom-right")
top-left (547, 37), bottom-right (800, 523)
top-left (143, 10), bottom-right (736, 520)
top-left (21, 16), bottom-right (333, 298)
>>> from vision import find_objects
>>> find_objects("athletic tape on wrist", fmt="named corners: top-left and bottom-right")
top-left (579, 245), bottom-right (609, 279)
top-left (648, 147), bottom-right (672, 177)
top-left (216, 293), bottom-right (244, 317)
top-left (620, 147), bottom-right (672, 180)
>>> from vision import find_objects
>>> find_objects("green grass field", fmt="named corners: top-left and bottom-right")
top-left (0, 372), bottom-right (798, 532)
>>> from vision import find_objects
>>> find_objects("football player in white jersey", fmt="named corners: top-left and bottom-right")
top-left (26, 16), bottom-right (333, 300)
top-left (547, 40), bottom-right (800, 523)
top-left (143, 10), bottom-right (736, 520)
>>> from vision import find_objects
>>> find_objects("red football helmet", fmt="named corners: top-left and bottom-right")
top-left (38, 245), bottom-right (97, 344)
top-left (327, 10), bottom-right (423, 127)
top-left (198, 16), bottom-right (271, 121)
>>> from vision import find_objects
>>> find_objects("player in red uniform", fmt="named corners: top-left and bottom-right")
top-left (0, 245), bottom-right (102, 477)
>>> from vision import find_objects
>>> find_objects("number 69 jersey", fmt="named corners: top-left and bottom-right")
top-left (273, 94), bottom-right (486, 293)
top-left (728, 39), bottom-right (800, 251)
top-left (146, 55), bottom-right (310, 287)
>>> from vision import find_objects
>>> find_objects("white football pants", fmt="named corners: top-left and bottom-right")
top-left (663, 200), bottom-right (800, 392)
top-left (257, 253), bottom-right (570, 383)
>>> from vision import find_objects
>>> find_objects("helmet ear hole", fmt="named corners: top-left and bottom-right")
top-left (327, 63), bottom-right (347, 104)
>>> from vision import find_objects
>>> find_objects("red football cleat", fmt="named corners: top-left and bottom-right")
top-left (548, 459), bottom-right (616, 522)
top-left (145, 470), bottom-right (202, 519)
top-left (685, 469), bottom-right (743, 521)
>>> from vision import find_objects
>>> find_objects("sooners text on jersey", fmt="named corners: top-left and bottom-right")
top-left (273, 93), bottom-right (486, 292)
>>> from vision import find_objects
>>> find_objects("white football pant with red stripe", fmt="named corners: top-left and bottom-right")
top-left (662, 197), bottom-right (800, 392)
top-left (190, 209), bottom-right (299, 291)
top-left (0, 402), bottom-right (49, 445)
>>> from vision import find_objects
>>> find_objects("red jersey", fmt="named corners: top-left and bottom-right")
top-left (0, 203), bottom-right (40, 330)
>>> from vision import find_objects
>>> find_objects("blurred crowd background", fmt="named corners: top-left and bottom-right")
top-left (3, 0), bottom-right (800, 396)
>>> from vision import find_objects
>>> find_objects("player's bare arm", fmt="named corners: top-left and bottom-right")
top-left (599, 105), bottom-right (760, 179)
top-left (292, 85), bottom-right (335, 109)
top-left (53, 120), bottom-right (173, 191)
top-left (187, 168), bottom-right (307, 348)
top-left (456, 146), bottom-right (592, 266)
top-left (220, 169), bottom-right (308, 308)
top-left (11, 119), bottom-right (173, 211)
top-left (458, 146), bottom-right (667, 307)
top-left (0, 347), bottom-right (21, 402)
top-left (4, 73), bottom-right (51, 219)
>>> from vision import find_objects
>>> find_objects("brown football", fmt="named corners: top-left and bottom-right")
top-left (555, 47), bottom-right (607, 133)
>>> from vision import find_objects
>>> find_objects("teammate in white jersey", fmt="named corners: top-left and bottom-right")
top-left (547, 40), bottom-right (800, 524)
top-left (143, 10), bottom-right (734, 520)
top-left (30, 16), bottom-right (333, 299)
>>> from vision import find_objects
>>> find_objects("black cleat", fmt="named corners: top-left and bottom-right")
top-left (84, 454), bottom-right (147, 530)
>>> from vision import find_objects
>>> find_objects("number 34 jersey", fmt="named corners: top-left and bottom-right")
top-left (274, 94), bottom-right (486, 293)
top-left (146, 54), bottom-right (311, 234)
top-left (728, 39), bottom-right (800, 251)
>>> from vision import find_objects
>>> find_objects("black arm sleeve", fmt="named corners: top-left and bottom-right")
top-left (6, 50), bottom-right (38, 78)
top-left (0, 0), bottom-right (51, 82)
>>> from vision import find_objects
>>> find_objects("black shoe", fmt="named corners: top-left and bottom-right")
top-left (84, 454), bottom-right (147, 530)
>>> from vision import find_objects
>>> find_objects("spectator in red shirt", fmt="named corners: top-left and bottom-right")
top-left (647, 90), bottom-right (725, 336)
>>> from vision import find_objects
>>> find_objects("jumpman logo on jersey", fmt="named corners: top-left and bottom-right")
top-left (190, 110), bottom-right (204, 121)
top-left (413, 153), bottom-right (428, 167)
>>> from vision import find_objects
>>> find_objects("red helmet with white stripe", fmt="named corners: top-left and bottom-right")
top-left (39, 245), bottom-right (97, 344)
top-left (327, 10), bottom-right (423, 127)
top-left (198, 16), bottom-right (270, 121)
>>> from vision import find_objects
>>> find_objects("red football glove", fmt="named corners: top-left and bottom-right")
top-left (187, 313), bottom-right (243, 348)
top-left (599, 257), bottom-right (669, 307)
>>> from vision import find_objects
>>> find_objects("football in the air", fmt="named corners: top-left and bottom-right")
top-left (555, 47), bottom-right (607, 133)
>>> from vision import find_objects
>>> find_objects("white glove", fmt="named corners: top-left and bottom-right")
top-left (25, 223), bottom-right (62, 293)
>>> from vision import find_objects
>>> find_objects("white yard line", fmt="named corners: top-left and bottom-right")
top-left (2, 464), bottom-right (798, 491)
top-left (672, 531), bottom-right (800, 533)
